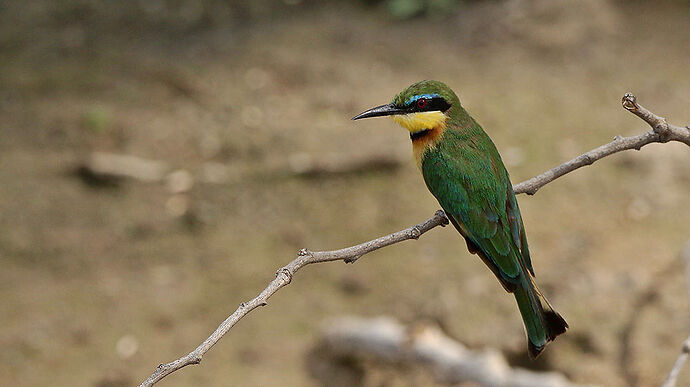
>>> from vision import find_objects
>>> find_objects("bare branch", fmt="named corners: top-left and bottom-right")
top-left (514, 93), bottom-right (689, 195)
top-left (621, 93), bottom-right (690, 146)
top-left (139, 93), bottom-right (689, 387)
top-left (663, 335), bottom-right (690, 387)
top-left (664, 243), bottom-right (690, 387)
top-left (138, 211), bottom-right (449, 387)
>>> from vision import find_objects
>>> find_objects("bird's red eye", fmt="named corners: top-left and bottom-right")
top-left (416, 99), bottom-right (427, 109)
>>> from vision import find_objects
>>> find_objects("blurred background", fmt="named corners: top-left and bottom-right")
top-left (1, 0), bottom-right (689, 386)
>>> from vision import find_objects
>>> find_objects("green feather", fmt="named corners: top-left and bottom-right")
top-left (414, 81), bottom-right (567, 358)
top-left (354, 79), bottom-right (567, 358)
top-left (422, 127), bottom-right (522, 285)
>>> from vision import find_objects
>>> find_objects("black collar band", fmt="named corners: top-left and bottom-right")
top-left (410, 129), bottom-right (431, 141)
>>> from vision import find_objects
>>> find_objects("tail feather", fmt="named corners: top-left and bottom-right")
top-left (514, 274), bottom-right (568, 359)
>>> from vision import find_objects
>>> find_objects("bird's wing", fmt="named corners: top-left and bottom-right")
top-left (506, 184), bottom-right (534, 276)
top-left (421, 130), bottom-right (531, 290)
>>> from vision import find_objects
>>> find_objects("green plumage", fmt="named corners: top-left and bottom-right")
top-left (410, 81), bottom-right (568, 358)
top-left (421, 126), bottom-right (567, 357)
top-left (354, 80), bottom-right (568, 358)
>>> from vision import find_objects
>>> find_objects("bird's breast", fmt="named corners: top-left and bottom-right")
top-left (411, 126), bottom-right (445, 169)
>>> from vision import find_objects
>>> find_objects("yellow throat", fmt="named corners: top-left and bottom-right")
top-left (391, 111), bottom-right (448, 168)
top-left (391, 111), bottom-right (447, 133)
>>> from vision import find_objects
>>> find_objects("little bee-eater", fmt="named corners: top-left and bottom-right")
top-left (353, 80), bottom-right (568, 358)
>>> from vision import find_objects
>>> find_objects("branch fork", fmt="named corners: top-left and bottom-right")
top-left (622, 93), bottom-right (689, 144)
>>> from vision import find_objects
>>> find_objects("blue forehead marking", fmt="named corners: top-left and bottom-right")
top-left (405, 93), bottom-right (440, 105)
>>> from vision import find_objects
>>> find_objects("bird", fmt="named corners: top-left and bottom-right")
top-left (352, 80), bottom-right (568, 358)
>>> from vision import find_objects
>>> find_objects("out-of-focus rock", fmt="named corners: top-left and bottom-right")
top-left (166, 169), bottom-right (194, 194)
top-left (165, 194), bottom-right (190, 218)
top-left (626, 196), bottom-right (652, 221)
top-left (315, 316), bottom-right (595, 387)
top-left (288, 152), bottom-right (403, 178)
top-left (77, 152), bottom-right (169, 185)
top-left (115, 335), bottom-right (139, 360)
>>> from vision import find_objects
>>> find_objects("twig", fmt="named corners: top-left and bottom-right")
top-left (619, 259), bottom-right (681, 387)
top-left (139, 211), bottom-right (449, 387)
top-left (663, 243), bottom-right (690, 387)
top-left (514, 93), bottom-right (689, 195)
top-left (663, 335), bottom-right (690, 387)
top-left (138, 93), bottom-right (689, 386)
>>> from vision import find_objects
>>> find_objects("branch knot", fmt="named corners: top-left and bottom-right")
top-left (276, 267), bottom-right (293, 284)
top-left (653, 119), bottom-right (672, 142)
top-left (434, 210), bottom-right (449, 226)
top-left (409, 226), bottom-right (422, 239)
top-left (344, 255), bottom-right (361, 264)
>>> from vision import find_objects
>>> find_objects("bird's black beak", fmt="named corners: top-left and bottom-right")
top-left (351, 103), bottom-right (406, 120)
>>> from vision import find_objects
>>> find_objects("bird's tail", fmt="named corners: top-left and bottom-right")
top-left (513, 272), bottom-right (568, 359)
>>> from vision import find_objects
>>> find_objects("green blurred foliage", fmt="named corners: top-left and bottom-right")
top-left (362, 0), bottom-right (461, 19)
top-left (81, 107), bottom-right (111, 134)
top-left (387, 0), bottom-right (460, 19)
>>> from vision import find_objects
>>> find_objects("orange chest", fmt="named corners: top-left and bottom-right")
top-left (412, 127), bottom-right (444, 168)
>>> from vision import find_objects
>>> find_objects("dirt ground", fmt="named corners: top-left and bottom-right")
top-left (1, 1), bottom-right (689, 386)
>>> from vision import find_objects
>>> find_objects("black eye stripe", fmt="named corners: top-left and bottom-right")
top-left (405, 97), bottom-right (451, 113)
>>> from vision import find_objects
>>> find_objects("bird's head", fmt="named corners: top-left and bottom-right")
top-left (352, 80), bottom-right (460, 134)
